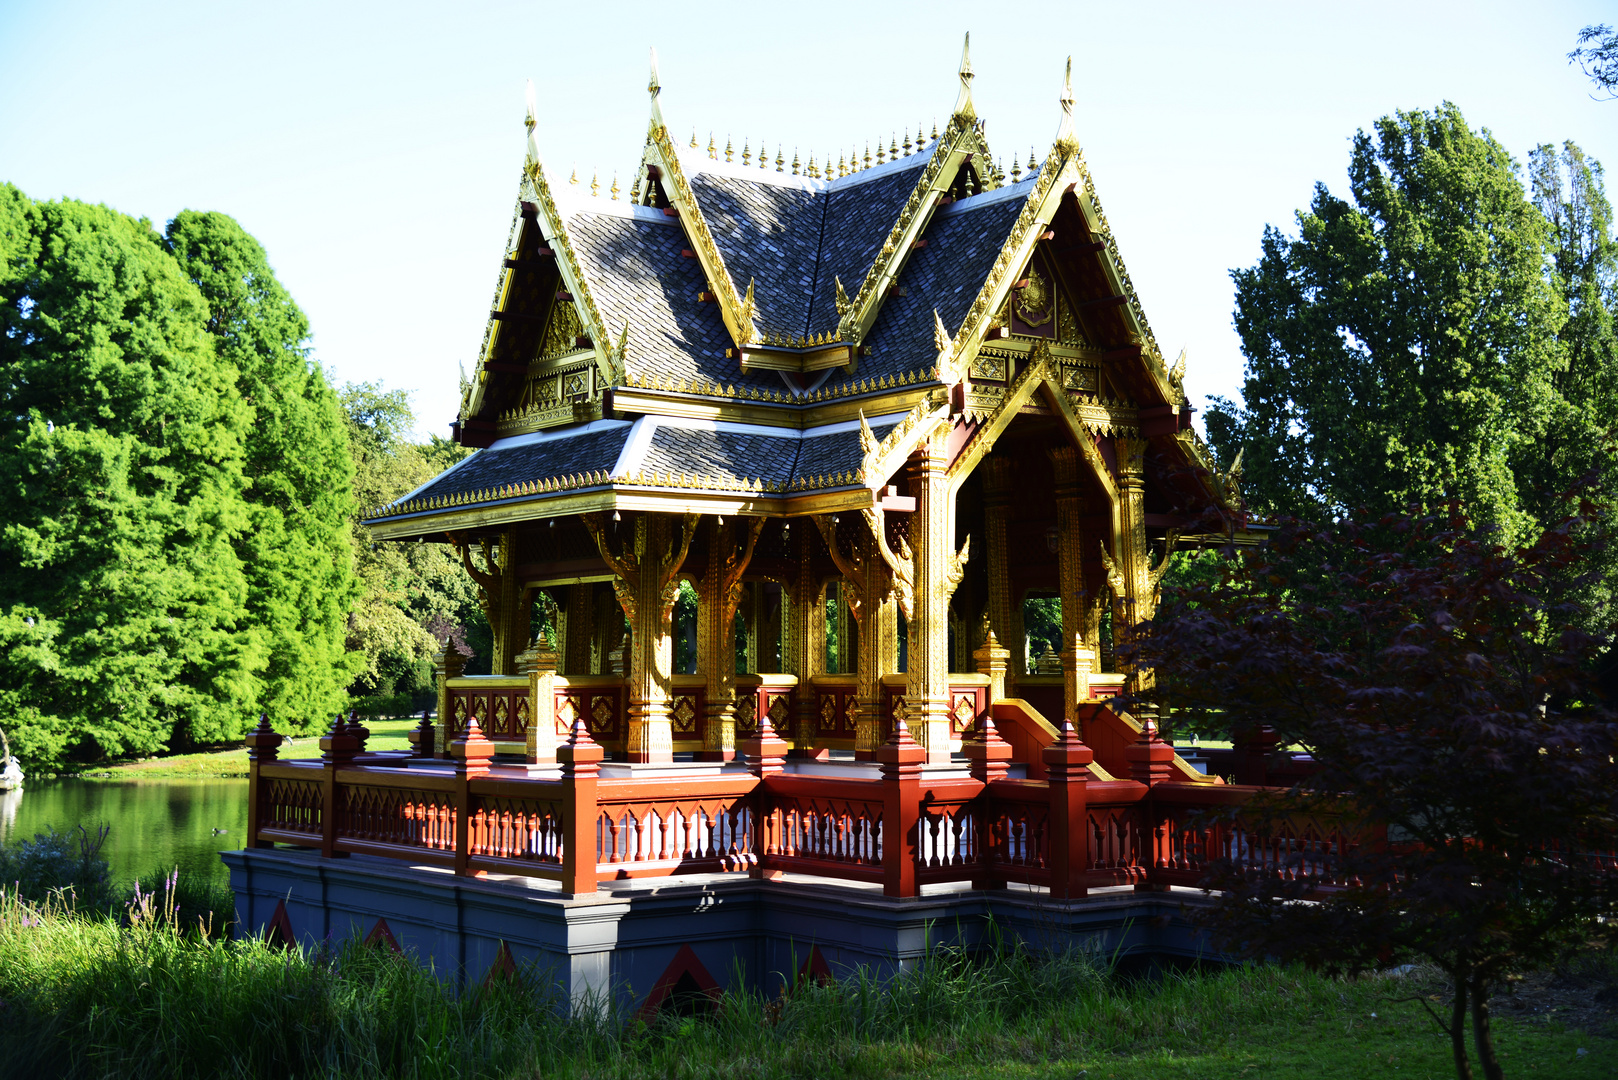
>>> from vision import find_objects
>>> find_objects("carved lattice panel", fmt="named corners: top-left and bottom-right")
top-left (671, 695), bottom-right (698, 734)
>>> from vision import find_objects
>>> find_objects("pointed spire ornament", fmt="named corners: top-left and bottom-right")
top-left (952, 32), bottom-right (976, 119)
top-left (610, 173), bottom-right (620, 200)
top-left (807, 153), bottom-right (818, 178)
top-left (524, 79), bottom-right (538, 133)
top-left (890, 134), bottom-right (899, 160)
top-left (708, 132), bottom-right (717, 159)
top-left (690, 128), bottom-right (698, 148)
top-left (725, 136), bottom-right (733, 162)
top-left (774, 146), bottom-right (784, 172)
top-left (876, 139), bottom-right (886, 166)
top-left (902, 129), bottom-right (913, 156)
top-left (792, 149), bottom-right (800, 175)
top-left (1028, 147), bottom-right (1038, 170)
top-left (837, 152), bottom-right (847, 177)
top-left (742, 139), bottom-right (751, 166)
top-left (647, 47), bottom-right (666, 131)
top-left (1054, 55), bottom-right (1079, 152)
top-left (864, 143), bottom-right (872, 171)
top-left (931, 119), bottom-right (939, 139)
top-left (590, 171), bottom-right (599, 196)
top-left (1011, 156), bottom-right (1022, 183)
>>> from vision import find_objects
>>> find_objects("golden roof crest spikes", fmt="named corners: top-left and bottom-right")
top-left (952, 32), bottom-right (975, 119)
top-left (792, 150), bottom-right (801, 176)
top-left (775, 146), bottom-right (785, 172)
top-left (689, 129), bottom-right (698, 148)
top-left (610, 174), bottom-right (620, 200)
top-left (708, 133), bottom-right (717, 160)
top-left (742, 140), bottom-right (751, 166)
top-left (590, 172), bottom-right (599, 196)
top-left (876, 141), bottom-right (886, 166)
top-left (1010, 157), bottom-right (1021, 183)
top-left (725, 136), bottom-right (733, 162)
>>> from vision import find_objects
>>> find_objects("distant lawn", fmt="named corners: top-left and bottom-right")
top-left (81, 717), bottom-right (422, 780)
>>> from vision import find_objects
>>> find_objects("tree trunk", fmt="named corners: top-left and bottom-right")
top-left (1470, 977), bottom-right (1504, 1080)
top-left (1449, 971), bottom-right (1474, 1080)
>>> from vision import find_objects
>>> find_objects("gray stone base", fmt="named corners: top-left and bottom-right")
top-left (223, 848), bottom-right (1226, 1011)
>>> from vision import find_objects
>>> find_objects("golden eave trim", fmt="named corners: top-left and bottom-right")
top-left (644, 125), bottom-right (756, 348)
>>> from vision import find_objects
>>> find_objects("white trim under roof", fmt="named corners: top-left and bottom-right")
top-left (486, 417), bottom-right (633, 454)
top-left (611, 410), bottom-right (909, 480)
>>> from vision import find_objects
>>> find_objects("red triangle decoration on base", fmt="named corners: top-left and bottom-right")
top-left (636, 943), bottom-right (722, 1019)
top-left (264, 899), bottom-right (296, 950)
top-left (364, 917), bottom-right (401, 953)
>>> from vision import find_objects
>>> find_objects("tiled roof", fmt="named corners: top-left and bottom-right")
top-left (823, 186), bottom-right (1028, 395)
top-left (370, 414), bottom-right (903, 521)
top-left (566, 209), bottom-right (784, 395)
top-left (403, 422), bottom-right (633, 505)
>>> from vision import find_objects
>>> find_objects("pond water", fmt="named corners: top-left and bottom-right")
top-left (0, 778), bottom-right (248, 888)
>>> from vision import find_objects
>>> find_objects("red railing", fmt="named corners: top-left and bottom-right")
top-left (243, 720), bottom-right (1368, 900)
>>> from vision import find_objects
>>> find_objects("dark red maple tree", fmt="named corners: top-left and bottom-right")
top-left (1133, 501), bottom-right (1618, 1080)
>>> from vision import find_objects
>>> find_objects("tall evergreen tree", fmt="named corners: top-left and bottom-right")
top-left (164, 211), bottom-right (358, 732)
top-left (0, 187), bottom-right (255, 763)
top-left (1207, 104), bottom-right (1567, 543)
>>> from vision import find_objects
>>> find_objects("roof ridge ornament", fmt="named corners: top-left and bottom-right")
top-left (1054, 55), bottom-right (1079, 153)
top-left (648, 47), bottom-right (666, 130)
top-left (952, 32), bottom-right (975, 119)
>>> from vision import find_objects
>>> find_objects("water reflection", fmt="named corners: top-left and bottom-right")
top-left (0, 778), bottom-right (248, 888)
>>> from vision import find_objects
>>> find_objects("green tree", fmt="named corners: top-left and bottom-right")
top-left (164, 211), bottom-right (359, 732)
top-left (1207, 104), bottom-right (1567, 543)
top-left (342, 383), bottom-right (483, 704)
top-left (1570, 23), bottom-right (1618, 99)
top-left (0, 187), bottom-right (255, 764)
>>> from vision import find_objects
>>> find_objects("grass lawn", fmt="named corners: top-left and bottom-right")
top-left (78, 717), bottom-right (423, 780)
top-left (0, 875), bottom-right (1611, 1080)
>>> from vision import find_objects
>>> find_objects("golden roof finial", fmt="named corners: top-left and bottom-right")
top-left (647, 47), bottom-right (666, 131)
top-left (630, 176), bottom-right (642, 202)
top-left (707, 133), bottom-right (717, 160)
top-left (902, 129), bottom-right (913, 156)
top-left (1028, 147), bottom-right (1038, 170)
top-left (761, 139), bottom-right (770, 168)
top-left (524, 79), bottom-right (538, 133)
top-left (725, 136), bottom-right (733, 162)
top-left (952, 32), bottom-right (975, 119)
top-left (610, 173), bottom-right (620, 200)
top-left (864, 143), bottom-right (871, 170)
top-left (569, 165), bottom-right (579, 186)
top-left (931, 118), bottom-right (939, 140)
top-left (742, 139), bottom-right (751, 166)
top-left (890, 134), bottom-right (899, 159)
top-left (807, 153), bottom-right (818, 178)
top-left (775, 146), bottom-right (784, 172)
top-left (1054, 55), bottom-right (1079, 152)
top-left (689, 129), bottom-right (698, 148)
top-left (1010, 156), bottom-right (1022, 183)
top-left (792, 149), bottom-right (800, 175)
top-left (590, 171), bottom-right (600, 197)
top-left (837, 152), bottom-right (847, 177)
top-left (876, 140), bottom-right (886, 166)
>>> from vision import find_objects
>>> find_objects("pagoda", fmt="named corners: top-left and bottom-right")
top-left (361, 38), bottom-right (1245, 772)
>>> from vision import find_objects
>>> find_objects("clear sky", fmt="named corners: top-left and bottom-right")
top-left (2, 0), bottom-right (1613, 440)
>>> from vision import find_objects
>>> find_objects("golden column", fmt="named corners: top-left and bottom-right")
top-left (457, 529), bottom-right (533, 676)
top-left (699, 516), bottom-right (762, 761)
top-left (563, 584), bottom-right (594, 675)
top-left (584, 511), bottom-right (697, 763)
top-left (815, 514), bottom-right (889, 759)
top-left (790, 523), bottom-right (822, 757)
top-left (1050, 446), bottom-right (1095, 725)
top-left (1108, 435), bottom-right (1160, 693)
top-left (898, 434), bottom-right (968, 765)
top-left (980, 456), bottom-right (1022, 685)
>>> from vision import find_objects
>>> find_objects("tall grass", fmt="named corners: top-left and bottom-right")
top-left (0, 880), bottom-right (1398, 1080)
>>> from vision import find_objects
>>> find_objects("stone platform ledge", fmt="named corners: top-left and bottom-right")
top-left (223, 847), bottom-right (1225, 1010)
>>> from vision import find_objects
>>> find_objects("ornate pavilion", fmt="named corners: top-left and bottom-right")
top-left (361, 39), bottom-right (1245, 775)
